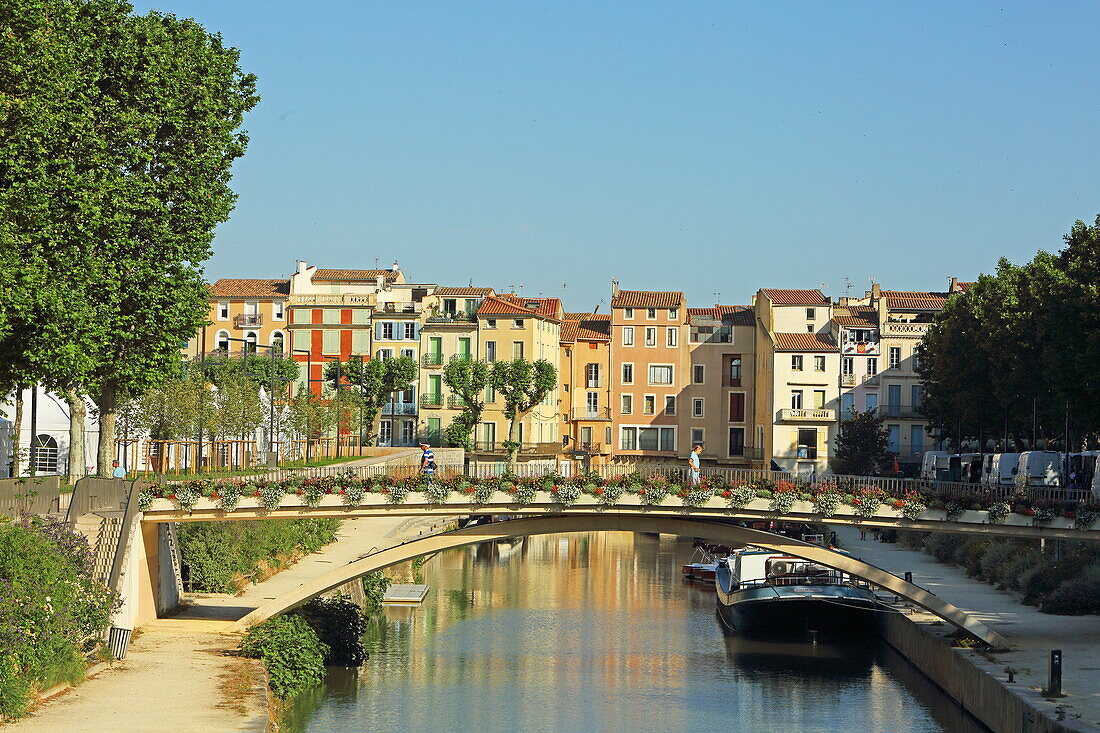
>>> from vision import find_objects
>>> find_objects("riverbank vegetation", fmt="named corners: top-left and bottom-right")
top-left (899, 531), bottom-right (1100, 615)
top-left (0, 516), bottom-right (118, 720)
top-left (178, 519), bottom-right (340, 594)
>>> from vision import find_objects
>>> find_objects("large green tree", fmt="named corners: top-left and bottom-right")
top-left (324, 356), bottom-right (417, 445)
top-left (490, 358), bottom-right (557, 464)
top-left (833, 409), bottom-right (891, 476)
top-left (0, 1), bottom-right (258, 476)
top-left (441, 359), bottom-right (490, 449)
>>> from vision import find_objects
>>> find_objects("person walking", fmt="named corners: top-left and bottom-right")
top-left (419, 443), bottom-right (436, 483)
top-left (688, 444), bottom-right (702, 486)
top-left (111, 460), bottom-right (126, 480)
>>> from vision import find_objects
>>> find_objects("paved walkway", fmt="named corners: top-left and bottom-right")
top-left (837, 527), bottom-right (1100, 730)
top-left (13, 513), bottom-right (444, 732)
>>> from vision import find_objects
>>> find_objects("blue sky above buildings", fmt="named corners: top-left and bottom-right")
top-left (133, 0), bottom-right (1100, 308)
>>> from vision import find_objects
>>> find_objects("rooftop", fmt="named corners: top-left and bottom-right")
top-left (434, 286), bottom-right (495, 296)
top-left (561, 314), bottom-right (611, 343)
top-left (833, 305), bottom-right (878, 327)
top-left (611, 290), bottom-right (685, 309)
top-left (760, 288), bottom-right (828, 306)
top-left (312, 268), bottom-right (399, 282)
top-left (209, 279), bottom-right (290, 299)
top-left (773, 332), bottom-right (839, 352)
top-left (687, 305), bottom-right (755, 326)
top-left (882, 291), bottom-right (948, 310)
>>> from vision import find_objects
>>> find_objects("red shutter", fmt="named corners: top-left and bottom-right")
top-left (729, 393), bottom-right (745, 422)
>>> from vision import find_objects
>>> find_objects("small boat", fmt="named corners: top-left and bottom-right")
top-left (715, 546), bottom-right (886, 636)
top-left (681, 541), bottom-right (732, 583)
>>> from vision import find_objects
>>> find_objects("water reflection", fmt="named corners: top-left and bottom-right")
top-left (290, 532), bottom-right (987, 733)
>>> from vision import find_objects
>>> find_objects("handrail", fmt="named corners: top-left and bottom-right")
top-left (106, 479), bottom-right (145, 596)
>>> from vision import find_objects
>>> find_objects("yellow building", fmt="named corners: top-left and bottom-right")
top-left (186, 279), bottom-right (291, 357)
top-left (559, 312), bottom-right (613, 462)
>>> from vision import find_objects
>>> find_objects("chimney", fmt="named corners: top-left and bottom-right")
top-left (611, 278), bottom-right (619, 297)
top-left (949, 276), bottom-right (959, 292)
top-left (871, 282), bottom-right (881, 299)
top-left (296, 260), bottom-right (309, 275)
top-left (392, 260), bottom-right (400, 272)
top-left (376, 275), bottom-right (384, 289)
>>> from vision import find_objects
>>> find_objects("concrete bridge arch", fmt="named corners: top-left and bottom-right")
top-left (229, 515), bottom-right (1007, 647)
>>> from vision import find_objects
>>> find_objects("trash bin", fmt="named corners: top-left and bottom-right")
top-left (108, 626), bottom-right (132, 660)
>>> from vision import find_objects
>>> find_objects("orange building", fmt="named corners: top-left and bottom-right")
top-left (187, 279), bottom-right (291, 357)
top-left (609, 286), bottom-right (689, 462)
top-left (559, 312), bottom-right (612, 462)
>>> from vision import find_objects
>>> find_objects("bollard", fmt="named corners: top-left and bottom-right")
top-left (108, 626), bottom-right (132, 660)
top-left (808, 630), bottom-right (818, 645)
top-left (904, 571), bottom-right (913, 584)
top-left (1047, 649), bottom-right (1062, 697)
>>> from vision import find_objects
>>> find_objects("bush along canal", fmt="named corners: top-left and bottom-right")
top-left (271, 532), bottom-right (991, 733)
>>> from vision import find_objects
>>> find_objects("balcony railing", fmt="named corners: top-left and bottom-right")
top-left (419, 394), bottom-right (444, 408)
top-left (448, 394), bottom-right (468, 409)
top-left (234, 313), bottom-right (262, 328)
top-left (470, 441), bottom-right (562, 455)
top-left (840, 373), bottom-right (857, 386)
top-left (881, 405), bottom-right (924, 419)
top-left (570, 407), bottom-right (612, 421)
top-left (382, 403), bottom-right (417, 416)
top-left (449, 354), bottom-right (475, 365)
top-left (377, 301), bottom-right (422, 314)
top-left (426, 311), bottom-right (477, 324)
top-left (881, 322), bottom-right (931, 337)
top-left (421, 353), bottom-right (444, 367)
top-left (778, 408), bottom-right (836, 422)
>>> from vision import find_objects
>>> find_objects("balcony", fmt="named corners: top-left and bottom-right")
top-left (421, 353), bottom-right (444, 368)
top-left (448, 394), bottom-right (469, 409)
top-left (570, 407), bottom-right (612, 421)
top-left (377, 301), bottom-right (422, 314)
top-left (778, 408), bottom-right (836, 422)
top-left (881, 321), bottom-right (931, 338)
top-left (419, 394), bottom-right (444, 408)
top-left (449, 354), bottom-right (475, 365)
top-left (840, 373), bottom-right (857, 386)
top-left (234, 313), bottom-right (263, 328)
top-left (382, 403), bottom-right (417, 416)
top-left (881, 405), bottom-right (924, 420)
top-left (471, 441), bottom-right (561, 455)
top-left (426, 311), bottom-right (477, 324)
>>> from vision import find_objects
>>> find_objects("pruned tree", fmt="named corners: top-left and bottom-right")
top-left (490, 358), bottom-right (557, 464)
top-left (442, 359), bottom-right (490, 449)
top-left (324, 356), bottom-right (417, 445)
top-left (286, 384), bottom-right (335, 449)
top-left (834, 409), bottom-right (892, 476)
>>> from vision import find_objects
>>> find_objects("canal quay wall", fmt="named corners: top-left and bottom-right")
top-left (880, 612), bottom-right (1093, 733)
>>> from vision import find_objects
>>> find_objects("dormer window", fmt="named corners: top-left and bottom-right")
top-left (442, 299), bottom-right (457, 313)
top-left (806, 307), bottom-right (816, 320)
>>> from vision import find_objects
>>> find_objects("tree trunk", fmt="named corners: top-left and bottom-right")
top-left (10, 391), bottom-right (23, 477)
top-left (66, 390), bottom-right (87, 483)
top-left (96, 383), bottom-right (118, 477)
top-left (506, 416), bottom-right (519, 467)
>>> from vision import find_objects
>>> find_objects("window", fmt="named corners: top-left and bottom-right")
top-left (218, 302), bottom-right (229, 320)
top-left (620, 427), bottom-right (638, 450)
top-left (648, 365), bottom-right (673, 385)
top-left (513, 318), bottom-right (523, 329)
top-left (842, 357), bottom-right (854, 376)
top-left (621, 394), bottom-right (633, 414)
top-left (867, 358), bottom-right (878, 375)
top-left (585, 363), bottom-right (600, 388)
top-left (807, 323), bottom-right (815, 333)
top-left (485, 319), bottom-right (497, 329)
top-left (622, 326), bottom-right (634, 346)
top-left (664, 396), bottom-right (676, 415)
top-left (666, 327), bottom-right (678, 347)
top-left (691, 428), bottom-right (704, 446)
top-left (622, 363), bottom-right (634, 384)
top-left (729, 393), bottom-right (745, 421)
top-left (586, 391), bottom-right (599, 416)
top-left (644, 395), bottom-right (656, 414)
top-left (889, 346), bottom-right (901, 368)
top-left (401, 348), bottom-right (415, 359)
top-left (442, 299), bottom-right (457, 314)
top-left (692, 364), bottom-right (705, 384)
top-left (376, 348), bottom-right (393, 360)
top-left (728, 428), bottom-right (745, 457)
top-left (912, 352), bottom-right (920, 370)
top-left (464, 299), bottom-right (478, 313)
top-left (728, 356), bottom-right (742, 383)
top-left (813, 390), bottom-right (826, 409)
top-left (668, 308), bottom-right (678, 319)
top-left (216, 330), bottom-right (230, 351)
top-left (813, 355), bottom-right (825, 372)
top-left (624, 308), bottom-right (634, 319)
top-left (271, 332), bottom-right (285, 354)
top-left (797, 428), bottom-right (817, 459)
top-left (887, 424), bottom-right (900, 453)
top-left (378, 420), bottom-right (393, 446)
top-left (273, 301), bottom-right (285, 320)
top-left (911, 384), bottom-right (923, 410)
top-left (31, 434), bottom-right (58, 474)
top-left (866, 392), bottom-right (878, 411)
top-left (512, 341), bottom-right (524, 359)
top-left (692, 398), bottom-right (704, 418)
top-left (646, 308), bottom-right (657, 320)
top-left (380, 322), bottom-right (395, 340)
top-left (291, 329), bottom-right (309, 351)
top-left (485, 341), bottom-right (496, 362)
top-left (841, 392), bottom-right (855, 415)
top-left (911, 424), bottom-right (924, 454)
top-left (645, 327), bottom-right (657, 346)
top-left (486, 385), bottom-right (496, 403)
top-left (791, 390), bottom-right (804, 409)
top-left (323, 309), bottom-right (340, 324)
top-left (404, 322), bottom-right (417, 339)
top-left (806, 307), bottom-right (816, 320)
top-left (791, 355), bottom-right (804, 371)
top-left (400, 420), bottom-right (416, 445)
top-left (323, 330), bottom-right (340, 354)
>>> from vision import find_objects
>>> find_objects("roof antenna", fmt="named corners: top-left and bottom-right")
top-left (844, 277), bottom-right (852, 297)
top-left (469, 277), bottom-right (473, 287)
top-left (374, 257), bottom-right (379, 268)
top-left (714, 291), bottom-right (721, 306)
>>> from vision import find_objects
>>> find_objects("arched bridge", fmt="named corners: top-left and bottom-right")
top-left (226, 515), bottom-right (1008, 647)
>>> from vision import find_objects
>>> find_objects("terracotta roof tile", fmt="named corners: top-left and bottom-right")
top-left (476, 296), bottom-right (535, 317)
top-left (313, 269), bottom-right (398, 282)
top-left (883, 291), bottom-right (947, 310)
top-left (610, 290), bottom-right (685, 309)
top-left (833, 305), bottom-right (878, 327)
top-left (561, 315), bottom-right (611, 343)
top-left (688, 305), bottom-right (754, 326)
top-left (564, 312), bottom-right (610, 321)
top-left (761, 288), bottom-right (828, 305)
top-left (498, 294), bottom-right (562, 319)
top-left (209, 279), bottom-right (290, 298)
top-left (435, 286), bottom-right (494, 296)
top-left (773, 332), bottom-right (838, 352)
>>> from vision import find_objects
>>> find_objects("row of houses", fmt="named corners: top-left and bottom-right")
top-left (186, 260), bottom-right (970, 475)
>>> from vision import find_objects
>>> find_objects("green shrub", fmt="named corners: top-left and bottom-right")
top-left (1022, 554), bottom-right (1093, 606)
top-left (997, 548), bottom-right (1043, 591)
top-left (1041, 565), bottom-right (1100, 615)
top-left (954, 538), bottom-right (988, 575)
top-left (294, 597), bottom-right (365, 666)
top-left (361, 571), bottom-right (390, 615)
top-left (979, 541), bottom-right (1018, 582)
top-left (923, 533), bottom-right (962, 564)
top-left (179, 518), bottom-right (340, 593)
top-left (239, 615), bottom-right (328, 698)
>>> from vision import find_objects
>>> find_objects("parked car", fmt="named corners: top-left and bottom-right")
top-left (983, 453), bottom-right (1020, 487)
top-left (1015, 451), bottom-right (1062, 487)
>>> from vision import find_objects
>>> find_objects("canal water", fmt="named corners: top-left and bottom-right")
top-left (285, 531), bottom-right (987, 733)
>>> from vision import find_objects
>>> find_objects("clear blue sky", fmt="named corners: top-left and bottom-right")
top-left (133, 0), bottom-right (1100, 310)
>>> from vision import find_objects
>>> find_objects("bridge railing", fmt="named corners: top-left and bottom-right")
top-left (0, 476), bottom-right (62, 518)
top-left (822, 474), bottom-right (1084, 504)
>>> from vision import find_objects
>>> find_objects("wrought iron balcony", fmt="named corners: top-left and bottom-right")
top-left (840, 373), bottom-right (857, 386)
top-left (377, 301), bottom-right (422, 314)
top-left (382, 403), bottom-right (417, 416)
top-left (421, 353), bottom-right (444, 367)
top-left (426, 311), bottom-right (477, 324)
top-left (419, 394), bottom-right (444, 408)
top-left (448, 394), bottom-right (469, 409)
top-left (234, 314), bottom-right (262, 328)
top-left (570, 407), bottom-right (612, 421)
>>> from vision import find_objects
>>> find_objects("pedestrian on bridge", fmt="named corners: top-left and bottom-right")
top-left (688, 444), bottom-right (702, 486)
top-left (419, 443), bottom-right (436, 483)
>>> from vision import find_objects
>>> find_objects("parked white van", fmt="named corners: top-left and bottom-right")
top-left (920, 451), bottom-right (949, 481)
top-left (1015, 451), bottom-right (1062, 487)
top-left (1092, 465), bottom-right (1100, 500)
top-left (983, 453), bottom-right (1020, 487)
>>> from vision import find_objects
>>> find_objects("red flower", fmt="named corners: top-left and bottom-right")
top-left (212, 492), bottom-right (221, 500)
top-left (254, 489), bottom-right (261, 497)
top-left (168, 493), bottom-right (177, 501)
top-left (639, 488), bottom-right (647, 495)
top-left (595, 488), bottom-right (604, 495)
top-left (509, 487), bottom-right (518, 494)
top-left (380, 488), bottom-right (390, 494)
top-left (551, 486), bottom-right (560, 493)
top-left (721, 490), bottom-right (732, 498)
top-left (339, 488), bottom-right (346, 495)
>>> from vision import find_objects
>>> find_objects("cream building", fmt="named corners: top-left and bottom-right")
top-left (559, 312), bottom-right (613, 463)
top-left (752, 289), bottom-right (839, 475)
